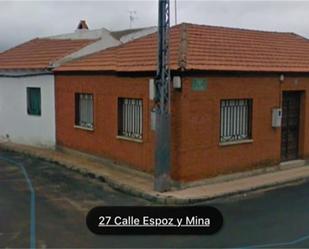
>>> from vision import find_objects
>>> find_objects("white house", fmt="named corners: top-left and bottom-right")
top-left (0, 21), bottom-right (156, 148)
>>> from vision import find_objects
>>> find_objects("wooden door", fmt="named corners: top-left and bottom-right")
top-left (281, 92), bottom-right (301, 161)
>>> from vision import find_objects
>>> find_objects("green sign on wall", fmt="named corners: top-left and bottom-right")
top-left (192, 78), bottom-right (208, 91)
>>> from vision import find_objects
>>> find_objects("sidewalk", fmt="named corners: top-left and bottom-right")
top-left (1, 141), bottom-right (309, 204)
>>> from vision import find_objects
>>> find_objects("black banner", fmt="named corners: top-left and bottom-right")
top-left (86, 206), bottom-right (223, 235)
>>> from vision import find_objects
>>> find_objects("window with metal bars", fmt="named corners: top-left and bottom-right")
top-left (220, 99), bottom-right (252, 143)
top-left (75, 93), bottom-right (94, 129)
top-left (118, 98), bottom-right (143, 140)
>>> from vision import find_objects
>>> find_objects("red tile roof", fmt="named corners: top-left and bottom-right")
top-left (56, 23), bottom-right (309, 73)
top-left (0, 38), bottom-right (95, 70)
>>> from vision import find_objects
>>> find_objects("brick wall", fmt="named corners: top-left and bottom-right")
top-left (173, 74), bottom-right (309, 181)
top-left (55, 73), bottom-right (309, 183)
top-left (55, 74), bottom-right (155, 173)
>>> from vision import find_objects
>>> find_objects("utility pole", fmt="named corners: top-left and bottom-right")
top-left (154, 0), bottom-right (171, 192)
top-left (174, 0), bottom-right (177, 25)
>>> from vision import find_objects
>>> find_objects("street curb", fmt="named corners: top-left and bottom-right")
top-left (1, 143), bottom-right (309, 205)
top-left (0, 143), bottom-right (169, 204)
top-left (165, 176), bottom-right (309, 204)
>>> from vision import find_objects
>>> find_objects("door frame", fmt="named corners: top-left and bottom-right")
top-left (280, 90), bottom-right (304, 162)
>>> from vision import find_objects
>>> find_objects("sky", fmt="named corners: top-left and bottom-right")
top-left (1, 0), bottom-right (309, 52)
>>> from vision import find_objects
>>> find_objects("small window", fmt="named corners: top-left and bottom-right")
top-left (220, 99), bottom-right (252, 143)
top-left (27, 87), bottom-right (41, 116)
top-left (75, 93), bottom-right (94, 129)
top-left (118, 98), bottom-right (143, 140)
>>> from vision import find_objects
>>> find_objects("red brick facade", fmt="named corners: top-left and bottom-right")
top-left (55, 73), bottom-right (309, 182)
top-left (55, 74), bottom-right (155, 173)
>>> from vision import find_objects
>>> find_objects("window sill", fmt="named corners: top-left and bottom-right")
top-left (27, 113), bottom-right (41, 117)
top-left (116, 135), bottom-right (143, 143)
top-left (74, 125), bottom-right (94, 132)
top-left (219, 139), bottom-right (253, 147)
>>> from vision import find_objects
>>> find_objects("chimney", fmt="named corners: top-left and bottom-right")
top-left (76, 20), bottom-right (89, 31)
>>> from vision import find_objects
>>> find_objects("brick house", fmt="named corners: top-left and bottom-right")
top-left (55, 23), bottom-right (309, 183)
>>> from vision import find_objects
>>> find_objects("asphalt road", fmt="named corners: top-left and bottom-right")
top-left (0, 150), bottom-right (309, 248)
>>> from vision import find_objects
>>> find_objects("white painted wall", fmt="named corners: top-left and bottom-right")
top-left (119, 27), bottom-right (157, 43)
top-left (0, 74), bottom-right (55, 148)
top-left (52, 37), bottom-right (121, 68)
top-left (47, 27), bottom-right (111, 40)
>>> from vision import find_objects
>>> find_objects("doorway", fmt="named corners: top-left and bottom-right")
top-left (281, 91), bottom-right (301, 161)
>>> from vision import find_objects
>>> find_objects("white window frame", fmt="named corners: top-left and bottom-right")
top-left (118, 98), bottom-right (143, 140)
top-left (75, 93), bottom-right (94, 129)
top-left (220, 99), bottom-right (252, 143)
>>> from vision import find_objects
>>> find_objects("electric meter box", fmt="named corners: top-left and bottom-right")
top-left (150, 111), bottom-right (156, 131)
top-left (149, 79), bottom-right (155, 100)
top-left (173, 76), bottom-right (182, 89)
top-left (272, 108), bottom-right (282, 128)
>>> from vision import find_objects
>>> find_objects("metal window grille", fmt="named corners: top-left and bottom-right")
top-left (118, 98), bottom-right (143, 139)
top-left (75, 93), bottom-right (94, 129)
top-left (220, 99), bottom-right (252, 142)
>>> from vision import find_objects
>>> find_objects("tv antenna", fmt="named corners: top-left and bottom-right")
top-left (129, 10), bottom-right (137, 29)
top-left (174, 0), bottom-right (177, 25)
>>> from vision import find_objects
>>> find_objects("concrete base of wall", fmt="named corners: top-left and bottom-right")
top-left (279, 159), bottom-right (306, 168)
top-left (56, 145), bottom-right (154, 181)
top-left (57, 146), bottom-right (308, 192)
top-left (61, 143), bottom-right (308, 192)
